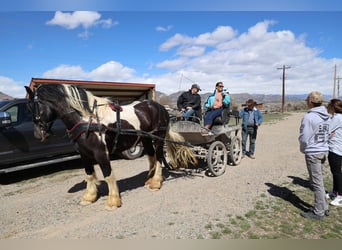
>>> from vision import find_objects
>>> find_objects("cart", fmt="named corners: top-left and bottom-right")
top-left (168, 116), bottom-right (242, 177)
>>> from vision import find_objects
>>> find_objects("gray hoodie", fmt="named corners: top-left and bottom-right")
top-left (299, 106), bottom-right (330, 154)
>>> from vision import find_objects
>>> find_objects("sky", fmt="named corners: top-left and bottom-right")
top-left (1, 1), bottom-right (342, 98)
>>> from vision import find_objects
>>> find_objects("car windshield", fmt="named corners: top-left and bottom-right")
top-left (0, 100), bottom-right (12, 109)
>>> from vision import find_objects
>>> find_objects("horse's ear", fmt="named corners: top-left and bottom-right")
top-left (25, 86), bottom-right (34, 99)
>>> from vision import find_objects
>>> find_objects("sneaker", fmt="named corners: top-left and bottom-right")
top-left (325, 209), bottom-right (330, 216)
top-left (330, 196), bottom-right (342, 207)
top-left (309, 207), bottom-right (330, 216)
top-left (300, 211), bottom-right (324, 220)
top-left (326, 191), bottom-right (337, 200)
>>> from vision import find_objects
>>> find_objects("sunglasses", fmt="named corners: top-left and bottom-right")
top-left (218, 85), bottom-right (224, 88)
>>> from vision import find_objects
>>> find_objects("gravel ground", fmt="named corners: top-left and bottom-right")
top-left (0, 112), bottom-right (307, 239)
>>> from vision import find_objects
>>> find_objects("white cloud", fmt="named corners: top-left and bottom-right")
top-left (7, 20), bottom-right (342, 98)
top-left (42, 65), bottom-right (87, 79)
top-left (46, 11), bottom-right (117, 38)
top-left (89, 61), bottom-right (136, 81)
top-left (0, 76), bottom-right (26, 98)
top-left (154, 20), bottom-right (342, 95)
top-left (156, 25), bottom-right (173, 32)
top-left (46, 11), bottom-right (102, 29)
top-left (41, 61), bottom-right (136, 83)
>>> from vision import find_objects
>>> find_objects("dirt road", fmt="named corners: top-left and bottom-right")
top-left (0, 112), bottom-right (308, 239)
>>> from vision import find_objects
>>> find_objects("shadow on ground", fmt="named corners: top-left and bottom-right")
top-left (265, 180), bottom-right (312, 212)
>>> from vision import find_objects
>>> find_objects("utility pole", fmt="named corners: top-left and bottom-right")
top-left (277, 65), bottom-right (291, 113)
top-left (337, 76), bottom-right (342, 98)
top-left (333, 64), bottom-right (337, 98)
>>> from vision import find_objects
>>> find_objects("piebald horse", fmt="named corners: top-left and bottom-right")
top-left (25, 84), bottom-right (196, 210)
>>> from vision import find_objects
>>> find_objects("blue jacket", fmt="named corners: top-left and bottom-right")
top-left (204, 90), bottom-right (230, 110)
top-left (239, 107), bottom-right (263, 129)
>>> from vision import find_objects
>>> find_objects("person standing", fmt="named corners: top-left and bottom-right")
top-left (326, 99), bottom-right (342, 207)
top-left (299, 91), bottom-right (330, 220)
top-left (177, 84), bottom-right (202, 122)
top-left (203, 82), bottom-right (230, 129)
top-left (239, 99), bottom-right (263, 159)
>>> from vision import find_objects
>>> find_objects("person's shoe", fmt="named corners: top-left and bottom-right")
top-left (309, 207), bottom-right (329, 216)
top-left (248, 154), bottom-right (255, 159)
top-left (330, 195), bottom-right (342, 207)
top-left (326, 191), bottom-right (337, 200)
top-left (300, 211), bottom-right (324, 220)
top-left (325, 209), bottom-right (330, 216)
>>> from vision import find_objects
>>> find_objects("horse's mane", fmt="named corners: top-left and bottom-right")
top-left (62, 84), bottom-right (111, 118)
top-left (37, 84), bottom-right (111, 118)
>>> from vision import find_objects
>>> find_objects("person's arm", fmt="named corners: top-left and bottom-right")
top-left (177, 93), bottom-right (185, 110)
top-left (298, 116), bottom-right (312, 153)
top-left (256, 109), bottom-right (263, 125)
top-left (223, 94), bottom-right (230, 106)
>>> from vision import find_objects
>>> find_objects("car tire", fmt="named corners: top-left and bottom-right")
top-left (119, 142), bottom-right (144, 160)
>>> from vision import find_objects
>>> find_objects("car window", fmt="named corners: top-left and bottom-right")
top-left (5, 105), bottom-right (18, 123)
top-left (22, 104), bottom-right (33, 122)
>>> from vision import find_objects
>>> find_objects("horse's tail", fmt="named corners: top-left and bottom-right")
top-left (165, 128), bottom-right (197, 169)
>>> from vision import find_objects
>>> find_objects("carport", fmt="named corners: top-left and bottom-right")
top-left (28, 78), bottom-right (156, 104)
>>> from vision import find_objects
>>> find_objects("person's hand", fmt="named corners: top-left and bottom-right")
top-left (186, 107), bottom-right (192, 110)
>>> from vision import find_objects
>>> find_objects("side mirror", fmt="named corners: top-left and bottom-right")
top-left (0, 111), bottom-right (12, 128)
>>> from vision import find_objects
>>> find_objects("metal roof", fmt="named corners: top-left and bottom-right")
top-left (28, 78), bottom-right (156, 104)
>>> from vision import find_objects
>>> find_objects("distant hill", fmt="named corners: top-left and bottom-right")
top-left (0, 91), bottom-right (14, 100)
top-left (156, 90), bottom-right (309, 108)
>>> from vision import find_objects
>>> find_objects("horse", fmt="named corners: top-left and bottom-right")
top-left (25, 83), bottom-right (197, 210)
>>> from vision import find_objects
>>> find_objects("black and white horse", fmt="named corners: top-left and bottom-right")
top-left (26, 84), bottom-right (196, 210)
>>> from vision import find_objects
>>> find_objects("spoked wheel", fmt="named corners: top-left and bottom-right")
top-left (207, 141), bottom-right (227, 176)
top-left (228, 136), bottom-right (242, 166)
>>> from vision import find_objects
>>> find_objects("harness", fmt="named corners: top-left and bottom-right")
top-left (66, 101), bottom-right (123, 150)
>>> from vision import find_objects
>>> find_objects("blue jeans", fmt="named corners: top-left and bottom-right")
top-left (182, 109), bottom-right (195, 120)
top-left (305, 153), bottom-right (329, 216)
top-left (241, 126), bottom-right (257, 155)
top-left (204, 108), bottom-right (222, 127)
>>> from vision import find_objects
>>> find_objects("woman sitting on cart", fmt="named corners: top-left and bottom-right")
top-left (204, 81), bottom-right (230, 129)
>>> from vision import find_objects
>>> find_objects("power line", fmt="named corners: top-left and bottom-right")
top-left (277, 65), bottom-right (291, 113)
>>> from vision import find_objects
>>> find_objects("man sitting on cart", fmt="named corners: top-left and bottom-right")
top-left (204, 81), bottom-right (230, 129)
top-left (177, 83), bottom-right (202, 122)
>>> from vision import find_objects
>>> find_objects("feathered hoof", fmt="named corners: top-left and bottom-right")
top-left (105, 195), bottom-right (121, 210)
top-left (145, 178), bottom-right (162, 190)
top-left (80, 193), bottom-right (97, 205)
top-left (80, 199), bottom-right (93, 206)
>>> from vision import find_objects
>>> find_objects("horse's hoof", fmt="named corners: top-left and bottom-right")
top-left (105, 204), bottom-right (119, 211)
top-left (106, 196), bottom-right (121, 209)
top-left (80, 200), bottom-right (93, 206)
top-left (145, 178), bottom-right (152, 185)
top-left (146, 182), bottom-right (162, 191)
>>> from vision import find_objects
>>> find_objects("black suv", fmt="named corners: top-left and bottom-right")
top-left (0, 99), bottom-right (81, 174)
top-left (0, 99), bottom-right (143, 174)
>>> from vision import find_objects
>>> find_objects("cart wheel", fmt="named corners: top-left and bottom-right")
top-left (207, 141), bottom-right (227, 176)
top-left (228, 136), bottom-right (242, 166)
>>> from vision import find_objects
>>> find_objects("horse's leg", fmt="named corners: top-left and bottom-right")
top-left (93, 142), bottom-right (121, 209)
top-left (80, 157), bottom-right (99, 205)
top-left (144, 139), bottom-right (163, 190)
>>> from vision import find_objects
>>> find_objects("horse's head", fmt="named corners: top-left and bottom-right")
top-left (25, 86), bottom-right (56, 142)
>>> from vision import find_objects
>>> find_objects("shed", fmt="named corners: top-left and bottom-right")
top-left (28, 78), bottom-right (156, 104)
